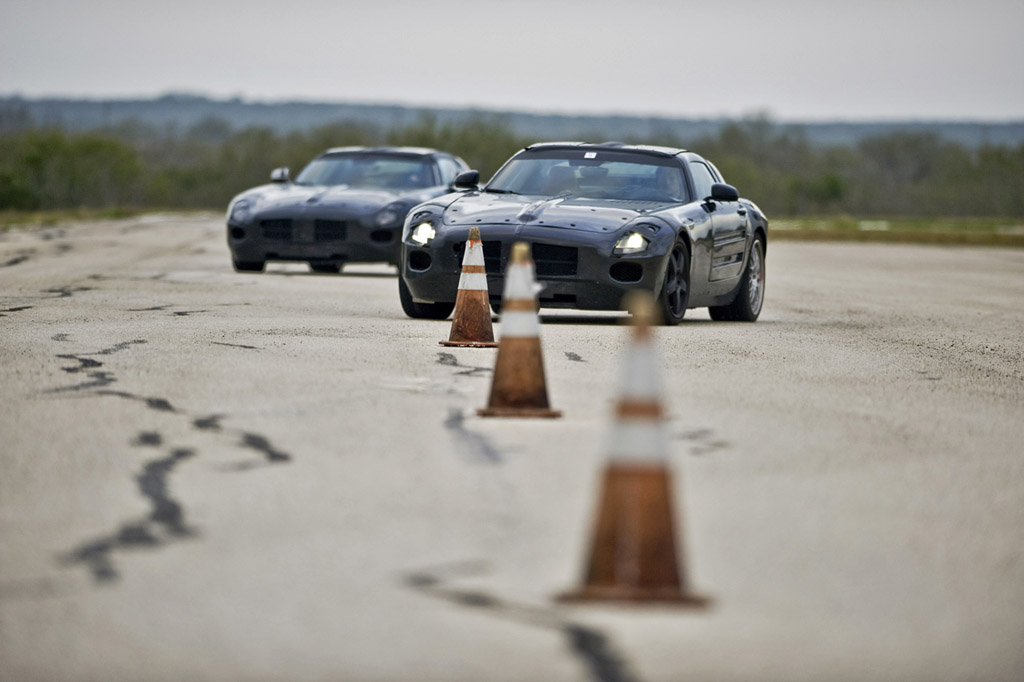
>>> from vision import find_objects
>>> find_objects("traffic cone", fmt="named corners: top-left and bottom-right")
top-left (558, 293), bottom-right (708, 605)
top-left (441, 227), bottom-right (498, 348)
top-left (477, 242), bottom-right (561, 418)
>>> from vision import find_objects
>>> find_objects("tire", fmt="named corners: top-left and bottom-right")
top-left (657, 239), bottom-right (690, 325)
top-left (709, 236), bottom-right (765, 322)
top-left (232, 259), bottom-right (265, 272)
top-left (398, 275), bottom-right (455, 320)
top-left (309, 262), bottom-right (342, 274)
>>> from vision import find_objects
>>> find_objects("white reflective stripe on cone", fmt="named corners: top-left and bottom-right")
top-left (499, 310), bottom-right (540, 337)
top-left (617, 341), bottom-right (663, 401)
top-left (464, 242), bottom-right (485, 266)
top-left (503, 264), bottom-right (536, 299)
top-left (604, 422), bottom-right (669, 462)
top-left (458, 272), bottom-right (488, 291)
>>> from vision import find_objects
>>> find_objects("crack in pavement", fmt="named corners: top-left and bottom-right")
top-left (193, 414), bottom-right (225, 431)
top-left (405, 562), bottom-right (641, 682)
top-left (239, 432), bottom-right (292, 463)
top-left (676, 428), bottom-right (731, 457)
top-left (1, 305), bottom-right (34, 315)
top-left (3, 254), bottom-right (32, 268)
top-left (48, 340), bottom-right (147, 394)
top-left (437, 352), bottom-right (492, 377)
top-left (60, 439), bottom-right (197, 583)
top-left (211, 341), bottom-right (259, 350)
top-left (44, 285), bottom-right (93, 298)
top-left (445, 408), bottom-right (502, 463)
top-left (47, 337), bottom-right (298, 583)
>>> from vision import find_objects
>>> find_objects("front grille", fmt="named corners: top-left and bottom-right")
top-left (314, 219), bottom-right (347, 242)
top-left (452, 240), bottom-right (503, 274)
top-left (453, 240), bottom-right (577, 276)
top-left (260, 219), bottom-right (293, 241)
top-left (532, 243), bottom-right (578, 277)
top-left (482, 241), bottom-right (503, 274)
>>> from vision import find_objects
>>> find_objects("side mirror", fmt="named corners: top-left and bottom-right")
top-left (709, 183), bottom-right (739, 202)
top-left (270, 167), bottom-right (290, 183)
top-left (452, 170), bottom-right (480, 190)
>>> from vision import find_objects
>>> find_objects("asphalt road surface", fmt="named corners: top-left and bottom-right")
top-left (2, 214), bottom-right (1022, 682)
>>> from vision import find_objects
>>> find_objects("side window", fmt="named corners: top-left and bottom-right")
top-left (437, 157), bottom-right (460, 186)
top-left (689, 161), bottom-right (716, 201)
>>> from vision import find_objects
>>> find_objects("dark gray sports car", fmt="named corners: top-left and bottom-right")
top-left (226, 146), bottom-right (468, 273)
top-left (399, 142), bottom-right (767, 324)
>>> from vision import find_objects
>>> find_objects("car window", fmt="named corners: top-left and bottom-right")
top-left (295, 153), bottom-right (434, 190)
top-left (488, 149), bottom-right (686, 202)
top-left (689, 161), bottom-right (716, 201)
top-left (437, 157), bottom-right (460, 186)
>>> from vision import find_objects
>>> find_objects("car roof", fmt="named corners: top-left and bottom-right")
top-left (523, 141), bottom-right (687, 158)
top-left (321, 146), bottom-right (442, 157)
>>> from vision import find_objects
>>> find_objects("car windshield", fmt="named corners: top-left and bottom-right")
top-left (486, 148), bottom-right (688, 203)
top-left (295, 153), bottom-right (434, 190)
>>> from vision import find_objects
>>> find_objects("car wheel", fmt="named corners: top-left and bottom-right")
top-left (657, 240), bottom-right (690, 325)
top-left (398, 275), bottom-right (455, 320)
top-left (232, 259), bottom-right (265, 272)
top-left (309, 262), bottom-right (342, 274)
top-left (709, 236), bottom-right (765, 322)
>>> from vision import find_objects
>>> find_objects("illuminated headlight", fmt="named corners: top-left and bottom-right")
top-left (229, 200), bottom-right (251, 223)
top-left (614, 231), bottom-right (649, 254)
top-left (375, 204), bottom-right (403, 227)
top-left (410, 221), bottom-right (436, 245)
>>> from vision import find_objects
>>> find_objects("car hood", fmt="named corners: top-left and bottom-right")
top-left (442, 193), bottom-right (666, 233)
top-left (239, 183), bottom-right (439, 215)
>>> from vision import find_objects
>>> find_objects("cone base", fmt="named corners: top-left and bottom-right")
top-left (477, 406), bottom-right (562, 419)
top-left (556, 585), bottom-right (711, 607)
top-left (440, 340), bottom-right (499, 348)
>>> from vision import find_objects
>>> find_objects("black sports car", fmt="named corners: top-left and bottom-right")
top-left (226, 147), bottom-right (468, 273)
top-left (398, 142), bottom-right (767, 324)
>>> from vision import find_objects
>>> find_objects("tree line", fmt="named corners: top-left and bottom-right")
top-left (1, 115), bottom-right (1021, 217)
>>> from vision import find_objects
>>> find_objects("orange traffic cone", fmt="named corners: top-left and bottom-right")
top-left (441, 227), bottom-right (498, 348)
top-left (477, 242), bottom-right (561, 418)
top-left (559, 293), bottom-right (708, 605)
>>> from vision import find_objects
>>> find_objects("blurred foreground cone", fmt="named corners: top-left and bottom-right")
top-left (559, 293), bottom-right (707, 605)
top-left (478, 242), bottom-right (561, 418)
top-left (441, 227), bottom-right (498, 348)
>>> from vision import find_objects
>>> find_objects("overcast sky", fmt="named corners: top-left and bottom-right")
top-left (2, 0), bottom-right (1022, 121)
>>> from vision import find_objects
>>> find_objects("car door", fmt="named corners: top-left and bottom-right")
top-left (689, 159), bottom-right (748, 282)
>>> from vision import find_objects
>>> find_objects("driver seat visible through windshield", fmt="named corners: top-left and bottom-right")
top-left (542, 166), bottom-right (577, 195)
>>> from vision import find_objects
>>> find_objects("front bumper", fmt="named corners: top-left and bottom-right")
top-left (402, 224), bottom-right (673, 310)
top-left (228, 210), bottom-right (402, 265)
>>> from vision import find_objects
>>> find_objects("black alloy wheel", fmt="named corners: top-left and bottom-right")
top-left (709, 235), bottom-right (765, 322)
top-left (232, 259), bottom-right (265, 272)
top-left (657, 240), bottom-right (690, 325)
top-left (398, 275), bottom-right (455, 320)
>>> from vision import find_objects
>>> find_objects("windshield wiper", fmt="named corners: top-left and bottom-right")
top-left (485, 188), bottom-right (520, 195)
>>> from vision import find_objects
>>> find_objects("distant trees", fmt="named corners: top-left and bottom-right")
top-left (1, 114), bottom-right (1022, 218)
top-left (0, 130), bottom-right (143, 209)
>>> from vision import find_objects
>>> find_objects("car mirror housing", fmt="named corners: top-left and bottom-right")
top-left (452, 170), bottom-right (480, 190)
top-left (709, 183), bottom-right (739, 202)
top-left (270, 167), bottom-right (290, 183)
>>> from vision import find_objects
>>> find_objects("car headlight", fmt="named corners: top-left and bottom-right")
top-left (614, 231), bottom-right (649, 255)
top-left (375, 204), bottom-right (404, 227)
top-left (410, 221), bottom-right (436, 245)
top-left (229, 200), bottom-right (251, 224)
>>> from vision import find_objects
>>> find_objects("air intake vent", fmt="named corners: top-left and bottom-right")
top-left (314, 220), bottom-right (347, 241)
top-left (260, 219), bottom-right (293, 241)
top-left (532, 243), bottom-right (578, 277)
